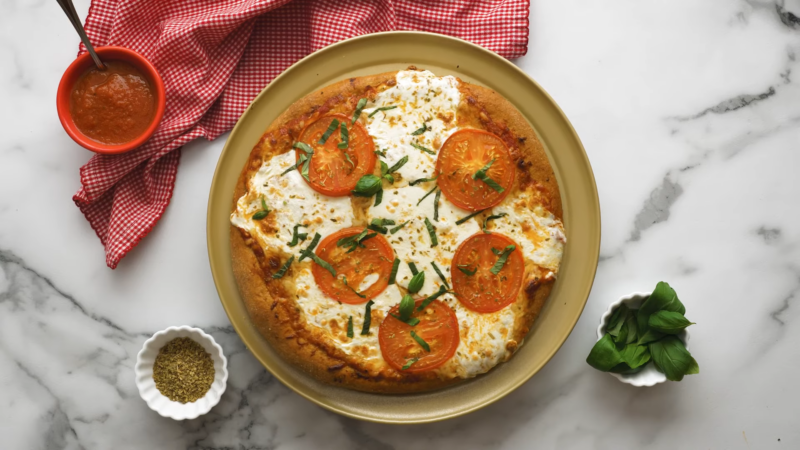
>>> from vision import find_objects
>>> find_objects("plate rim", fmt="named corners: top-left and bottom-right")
top-left (207, 30), bottom-right (600, 424)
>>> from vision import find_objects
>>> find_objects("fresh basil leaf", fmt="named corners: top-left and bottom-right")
top-left (383, 174), bottom-right (395, 184)
top-left (399, 294), bottom-right (415, 321)
top-left (252, 210), bottom-right (269, 220)
top-left (625, 313), bottom-right (639, 345)
top-left (281, 154), bottom-right (307, 176)
top-left (388, 258), bottom-right (400, 285)
top-left (417, 285), bottom-right (447, 311)
top-left (389, 221), bottom-right (409, 234)
top-left (472, 159), bottom-right (495, 180)
top-left (489, 245), bottom-right (515, 275)
top-left (287, 224), bottom-right (308, 247)
top-left (638, 281), bottom-right (685, 333)
top-left (430, 261), bottom-right (450, 289)
top-left (586, 333), bottom-right (623, 372)
top-left (615, 322), bottom-right (629, 350)
top-left (637, 329), bottom-right (665, 345)
top-left (410, 123), bottom-right (427, 135)
top-left (407, 271), bottom-right (425, 294)
top-left (338, 121), bottom-right (349, 149)
top-left (374, 187), bottom-right (383, 206)
top-left (410, 330), bottom-right (431, 352)
top-left (310, 254), bottom-right (336, 277)
top-left (610, 344), bottom-right (651, 373)
top-left (417, 184), bottom-right (438, 206)
top-left (424, 217), bottom-right (438, 247)
top-left (387, 155), bottom-right (408, 174)
top-left (409, 175), bottom-right (438, 186)
top-left (318, 118), bottom-right (340, 144)
top-left (341, 275), bottom-right (366, 298)
top-left (433, 189), bottom-right (441, 221)
top-left (401, 358), bottom-right (418, 370)
top-left (347, 316), bottom-right (354, 338)
top-left (457, 265), bottom-right (477, 276)
top-left (482, 213), bottom-right (507, 233)
top-left (648, 311), bottom-right (695, 334)
top-left (367, 105), bottom-right (397, 118)
top-left (352, 98), bottom-right (367, 124)
top-left (408, 262), bottom-right (418, 275)
top-left (293, 142), bottom-right (314, 154)
top-left (297, 233), bottom-right (321, 261)
top-left (607, 304), bottom-right (630, 337)
top-left (380, 160), bottom-right (389, 176)
top-left (411, 142), bottom-right (436, 155)
top-left (649, 335), bottom-right (694, 381)
top-left (455, 209), bottom-right (487, 225)
top-left (352, 174), bottom-right (383, 197)
top-left (360, 300), bottom-right (374, 335)
top-left (685, 356), bottom-right (700, 375)
top-left (272, 255), bottom-right (294, 279)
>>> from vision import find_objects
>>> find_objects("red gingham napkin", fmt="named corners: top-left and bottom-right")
top-left (75, 0), bottom-right (530, 269)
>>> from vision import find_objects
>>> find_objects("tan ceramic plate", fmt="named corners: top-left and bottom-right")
top-left (207, 31), bottom-right (600, 424)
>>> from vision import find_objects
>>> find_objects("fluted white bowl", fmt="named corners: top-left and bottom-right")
top-left (596, 291), bottom-right (690, 387)
top-left (135, 326), bottom-right (228, 420)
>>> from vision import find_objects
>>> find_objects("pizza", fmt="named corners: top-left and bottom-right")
top-left (230, 68), bottom-right (566, 393)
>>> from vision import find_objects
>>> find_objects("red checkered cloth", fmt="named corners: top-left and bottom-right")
top-left (75, 0), bottom-right (530, 269)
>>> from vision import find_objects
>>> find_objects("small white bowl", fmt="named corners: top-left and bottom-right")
top-left (135, 326), bottom-right (228, 420)
top-left (596, 291), bottom-right (690, 387)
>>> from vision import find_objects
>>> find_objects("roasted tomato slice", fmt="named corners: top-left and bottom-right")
top-left (379, 299), bottom-right (460, 373)
top-left (312, 227), bottom-right (394, 304)
top-left (435, 129), bottom-right (515, 211)
top-left (451, 232), bottom-right (524, 313)
top-left (297, 113), bottom-right (376, 196)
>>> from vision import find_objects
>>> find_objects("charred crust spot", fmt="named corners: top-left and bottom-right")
top-left (327, 363), bottom-right (345, 372)
top-left (518, 137), bottom-right (527, 144)
top-left (406, 65), bottom-right (418, 71)
top-left (271, 301), bottom-right (278, 310)
top-left (524, 277), bottom-right (542, 299)
top-left (267, 256), bottom-right (281, 270)
top-left (517, 158), bottom-right (531, 170)
top-left (349, 77), bottom-right (356, 83)
top-left (466, 96), bottom-right (477, 106)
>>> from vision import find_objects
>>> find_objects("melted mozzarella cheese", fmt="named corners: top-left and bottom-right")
top-left (230, 151), bottom-right (353, 255)
top-left (365, 70), bottom-right (460, 184)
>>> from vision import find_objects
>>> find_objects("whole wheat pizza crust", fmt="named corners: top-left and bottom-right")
top-left (230, 68), bottom-right (561, 393)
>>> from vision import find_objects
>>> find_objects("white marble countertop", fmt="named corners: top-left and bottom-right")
top-left (2, 0), bottom-right (799, 448)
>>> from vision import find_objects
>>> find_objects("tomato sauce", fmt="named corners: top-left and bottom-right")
top-left (70, 60), bottom-right (156, 145)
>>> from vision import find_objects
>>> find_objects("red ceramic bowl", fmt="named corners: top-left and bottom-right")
top-left (56, 46), bottom-right (165, 155)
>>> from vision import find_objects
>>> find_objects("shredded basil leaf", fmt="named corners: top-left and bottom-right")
top-left (399, 294), bottom-right (415, 321)
top-left (352, 98), bottom-right (367, 124)
top-left (490, 245), bottom-right (516, 275)
top-left (483, 213), bottom-right (507, 233)
top-left (387, 155), bottom-right (408, 174)
top-left (300, 154), bottom-right (311, 181)
top-left (417, 184), bottom-right (438, 206)
top-left (417, 285), bottom-right (447, 311)
top-left (455, 209), bottom-right (487, 225)
top-left (287, 224), bottom-right (308, 246)
top-left (480, 176), bottom-right (505, 193)
top-left (491, 247), bottom-right (504, 256)
top-left (411, 142), bottom-right (436, 155)
top-left (368, 218), bottom-right (396, 234)
top-left (374, 149), bottom-right (387, 157)
top-left (341, 275), bottom-right (366, 298)
top-left (272, 255), bottom-right (294, 279)
top-left (338, 121), bottom-right (349, 149)
top-left (360, 300), bottom-right (375, 335)
top-left (374, 187), bottom-right (383, 206)
top-left (457, 264), bottom-right (477, 276)
top-left (433, 189), bottom-right (441, 221)
top-left (472, 159), bottom-right (505, 193)
top-left (389, 221), bottom-right (409, 234)
top-left (390, 313), bottom-right (420, 327)
top-left (409, 175), bottom-right (438, 186)
top-left (293, 142), bottom-right (314, 154)
top-left (408, 262), bottom-right (419, 275)
top-left (318, 118), bottom-right (339, 144)
top-left (407, 271), bottom-right (425, 294)
top-left (410, 330), bottom-right (431, 352)
top-left (311, 254), bottom-right (336, 277)
top-left (347, 316), bottom-right (354, 338)
top-left (424, 217), bottom-right (438, 247)
top-left (344, 152), bottom-right (354, 170)
top-left (280, 154), bottom-right (307, 176)
top-left (298, 233), bottom-right (322, 261)
top-left (430, 261), bottom-right (450, 289)
top-left (367, 105), bottom-right (397, 118)
top-left (472, 159), bottom-right (495, 180)
top-left (410, 123), bottom-right (427, 136)
top-left (388, 258), bottom-right (400, 285)
top-left (401, 358), bottom-right (419, 370)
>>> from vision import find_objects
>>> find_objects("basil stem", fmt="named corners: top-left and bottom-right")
top-left (272, 255), bottom-right (294, 279)
top-left (490, 245), bottom-right (516, 275)
top-left (410, 331), bottom-right (431, 352)
top-left (399, 294), bottom-right (415, 321)
top-left (338, 121), bottom-right (349, 149)
top-left (287, 224), bottom-right (308, 246)
top-left (407, 271), bottom-right (425, 294)
top-left (411, 142), bottom-right (436, 155)
top-left (410, 123), bottom-right (427, 136)
top-left (424, 217), bottom-right (438, 247)
top-left (483, 213), bottom-right (507, 233)
top-left (409, 175), bottom-right (438, 186)
top-left (280, 154), bottom-right (307, 176)
top-left (457, 265), bottom-right (477, 276)
top-left (347, 316), bottom-right (354, 338)
top-left (298, 233), bottom-right (322, 261)
top-left (430, 261), bottom-right (450, 289)
top-left (401, 358), bottom-right (419, 370)
top-left (417, 285), bottom-right (447, 311)
top-left (389, 221), bottom-right (409, 234)
top-left (360, 300), bottom-right (375, 335)
top-left (318, 118), bottom-right (340, 144)
top-left (367, 105), bottom-right (397, 118)
top-left (417, 184), bottom-right (438, 206)
top-left (455, 209), bottom-right (487, 225)
top-left (433, 189), bottom-right (441, 221)
top-left (352, 98), bottom-right (367, 124)
top-left (388, 258), bottom-right (400, 285)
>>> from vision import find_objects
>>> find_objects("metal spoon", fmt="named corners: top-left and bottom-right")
top-left (56, 0), bottom-right (106, 70)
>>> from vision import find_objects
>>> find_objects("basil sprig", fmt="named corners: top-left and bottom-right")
top-left (352, 174), bottom-right (384, 206)
top-left (272, 255), bottom-right (294, 279)
top-left (252, 197), bottom-right (270, 220)
top-left (318, 118), bottom-right (339, 144)
top-left (391, 294), bottom-right (420, 326)
top-left (352, 98), bottom-right (367, 124)
top-left (410, 123), bottom-right (427, 135)
top-left (586, 282), bottom-right (699, 381)
top-left (407, 271), bottom-right (425, 294)
top-left (490, 245), bottom-right (515, 275)
top-left (360, 300), bottom-right (375, 335)
top-left (423, 217), bottom-right (438, 247)
top-left (287, 224), bottom-right (308, 246)
top-left (368, 105), bottom-right (397, 118)
top-left (483, 213), bottom-right (507, 233)
top-left (410, 330), bottom-right (431, 352)
top-left (472, 158), bottom-right (505, 193)
top-left (411, 142), bottom-right (436, 155)
top-left (338, 121), bottom-right (349, 149)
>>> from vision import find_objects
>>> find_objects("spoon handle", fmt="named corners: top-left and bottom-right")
top-left (56, 0), bottom-right (106, 70)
